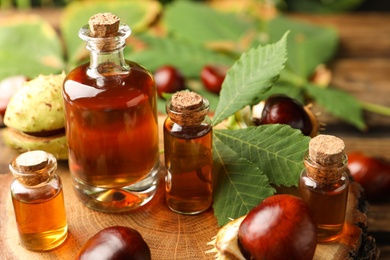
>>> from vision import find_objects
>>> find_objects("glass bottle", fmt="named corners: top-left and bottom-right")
top-left (164, 91), bottom-right (213, 215)
top-left (10, 150), bottom-right (68, 251)
top-left (298, 134), bottom-right (349, 242)
top-left (62, 13), bottom-right (160, 212)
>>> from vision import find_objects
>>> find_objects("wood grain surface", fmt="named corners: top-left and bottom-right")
top-left (1, 9), bottom-right (390, 260)
top-left (0, 159), bottom-right (378, 259)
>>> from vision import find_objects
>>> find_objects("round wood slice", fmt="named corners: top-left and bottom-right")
top-left (0, 122), bottom-right (379, 259)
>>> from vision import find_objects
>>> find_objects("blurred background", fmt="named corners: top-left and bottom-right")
top-left (1, 0), bottom-right (390, 12)
top-left (0, 0), bottom-right (390, 13)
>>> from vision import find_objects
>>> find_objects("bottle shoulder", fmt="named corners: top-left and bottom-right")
top-left (164, 117), bottom-right (212, 139)
top-left (63, 61), bottom-right (156, 109)
top-left (300, 170), bottom-right (349, 193)
top-left (65, 61), bottom-right (153, 83)
top-left (11, 175), bottom-right (63, 202)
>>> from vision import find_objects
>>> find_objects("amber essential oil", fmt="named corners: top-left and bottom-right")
top-left (298, 135), bottom-right (349, 243)
top-left (299, 171), bottom-right (349, 242)
top-left (10, 151), bottom-right (68, 251)
top-left (63, 13), bottom-right (160, 212)
top-left (12, 189), bottom-right (68, 251)
top-left (164, 92), bottom-right (213, 215)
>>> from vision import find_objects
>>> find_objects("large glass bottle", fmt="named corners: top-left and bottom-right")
top-left (63, 13), bottom-right (160, 212)
top-left (164, 91), bottom-right (213, 214)
top-left (10, 150), bottom-right (68, 251)
top-left (298, 134), bottom-right (349, 242)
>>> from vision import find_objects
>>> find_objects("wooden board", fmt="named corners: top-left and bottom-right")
top-left (0, 119), bottom-right (379, 259)
top-left (0, 154), bottom-right (379, 259)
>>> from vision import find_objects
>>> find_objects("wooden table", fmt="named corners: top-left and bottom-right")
top-left (1, 9), bottom-right (390, 259)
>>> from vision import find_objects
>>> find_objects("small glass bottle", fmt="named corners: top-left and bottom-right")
top-left (164, 91), bottom-right (213, 215)
top-left (298, 134), bottom-right (349, 243)
top-left (10, 150), bottom-right (68, 251)
top-left (63, 13), bottom-right (160, 212)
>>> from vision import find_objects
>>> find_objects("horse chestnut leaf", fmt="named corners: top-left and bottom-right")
top-left (253, 94), bottom-right (317, 137)
top-left (200, 65), bottom-right (227, 95)
top-left (348, 152), bottom-right (390, 201)
top-left (75, 226), bottom-right (151, 260)
top-left (238, 194), bottom-right (317, 260)
top-left (154, 65), bottom-right (186, 98)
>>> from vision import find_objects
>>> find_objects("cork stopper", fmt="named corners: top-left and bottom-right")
top-left (10, 151), bottom-right (55, 186)
top-left (309, 135), bottom-right (345, 166)
top-left (168, 91), bottom-right (208, 126)
top-left (306, 134), bottom-right (346, 184)
top-left (89, 13), bottom-right (120, 38)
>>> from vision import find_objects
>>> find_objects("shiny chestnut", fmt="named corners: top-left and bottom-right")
top-left (200, 65), bottom-right (227, 95)
top-left (154, 65), bottom-right (186, 98)
top-left (238, 194), bottom-right (317, 260)
top-left (76, 226), bottom-right (151, 260)
top-left (348, 152), bottom-right (390, 201)
top-left (253, 94), bottom-right (316, 137)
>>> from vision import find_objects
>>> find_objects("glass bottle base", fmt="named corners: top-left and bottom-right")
top-left (166, 197), bottom-right (212, 215)
top-left (19, 226), bottom-right (68, 251)
top-left (317, 223), bottom-right (344, 243)
top-left (72, 162), bottom-right (160, 212)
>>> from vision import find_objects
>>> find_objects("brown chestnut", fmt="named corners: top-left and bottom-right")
top-left (253, 94), bottom-right (318, 137)
top-left (154, 65), bottom-right (186, 98)
top-left (238, 194), bottom-right (317, 260)
top-left (76, 226), bottom-right (151, 260)
top-left (348, 152), bottom-right (390, 201)
top-left (200, 65), bottom-right (227, 95)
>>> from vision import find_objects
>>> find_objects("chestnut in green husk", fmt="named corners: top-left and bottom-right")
top-left (3, 73), bottom-right (68, 159)
top-left (76, 226), bottom-right (151, 260)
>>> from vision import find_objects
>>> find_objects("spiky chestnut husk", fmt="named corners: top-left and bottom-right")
top-left (3, 73), bottom-right (67, 159)
top-left (206, 216), bottom-right (246, 260)
top-left (207, 195), bottom-right (317, 260)
top-left (3, 128), bottom-right (68, 160)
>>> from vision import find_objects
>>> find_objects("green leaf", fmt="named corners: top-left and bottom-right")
top-left (212, 32), bottom-right (288, 126)
top-left (214, 125), bottom-right (310, 186)
top-left (0, 14), bottom-right (64, 80)
top-left (212, 136), bottom-right (275, 227)
top-left (126, 34), bottom-right (235, 78)
top-left (268, 16), bottom-right (338, 78)
top-left (256, 82), bottom-right (305, 104)
top-left (60, 0), bottom-right (162, 65)
top-left (305, 83), bottom-right (366, 130)
top-left (164, 0), bottom-right (253, 45)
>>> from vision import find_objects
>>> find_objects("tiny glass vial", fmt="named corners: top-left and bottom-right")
top-left (9, 150), bottom-right (68, 251)
top-left (298, 134), bottom-right (349, 243)
top-left (164, 91), bottom-right (213, 215)
top-left (63, 13), bottom-right (160, 212)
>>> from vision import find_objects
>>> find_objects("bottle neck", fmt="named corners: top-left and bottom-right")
top-left (79, 23), bottom-right (131, 78)
top-left (9, 152), bottom-right (57, 187)
top-left (87, 46), bottom-right (129, 78)
top-left (304, 152), bottom-right (348, 185)
top-left (166, 96), bottom-right (210, 127)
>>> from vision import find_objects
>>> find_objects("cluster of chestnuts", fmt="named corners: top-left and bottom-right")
top-left (153, 64), bottom-right (227, 98)
top-left (154, 64), bottom-right (319, 138)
